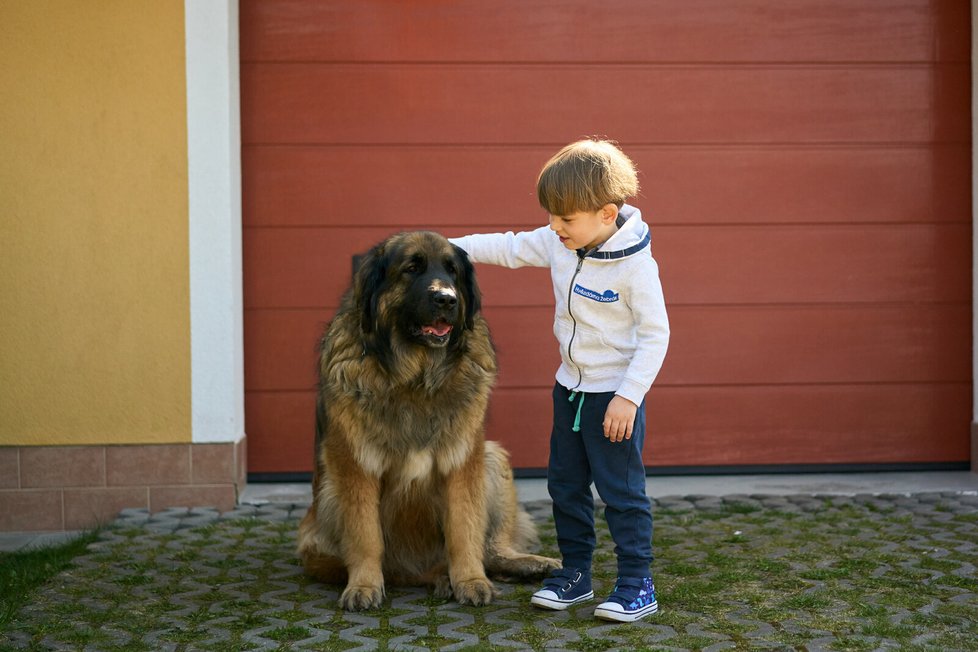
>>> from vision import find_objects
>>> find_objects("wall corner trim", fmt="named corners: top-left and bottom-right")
top-left (185, 0), bottom-right (244, 444)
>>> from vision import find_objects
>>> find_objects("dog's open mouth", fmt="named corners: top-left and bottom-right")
top-left (419, 320), bottom-right (453, 345)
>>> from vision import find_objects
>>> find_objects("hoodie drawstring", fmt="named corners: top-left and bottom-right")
top-left (569, 391), bottom-right (585, 433)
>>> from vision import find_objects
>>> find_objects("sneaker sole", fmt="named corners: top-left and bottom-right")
top-left (594, 600), bottom-right (658, 622)
top-left (530, 591), bottom-right (594, 610)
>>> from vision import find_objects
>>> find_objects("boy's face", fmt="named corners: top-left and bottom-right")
top-left (548, 204), bottom-right (619, 251)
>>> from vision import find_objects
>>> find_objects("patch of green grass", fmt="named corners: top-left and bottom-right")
top-left (507, 624), bottom-right (558, 648)
top-left (226, 612), bottom-right (271, 632)
top-left (404, 611), bottom-right (457, 628)
top-left (664, 561), bottom-right (706, 576)
top-left (158, 625), bottom-right (208, 644)
top-left (722, 502), bottom-right (762, 514)
top-left (568, 635), bottom-right (622, 651)
top-left (457, 620), bottom-right (509, 639)
top-left (660, 633), bottom-right (720, 649)
top-left (800, 568), bottom-right (850, 581)
top-left (264, 624), bottom-right (312, 643)
top-left (829, 635), bottom-right (877, 651)
top-left (269, 607), bottom-right (312, 623)
top-left (304, 639), bottom-right (359, 651)
top-left (859, 618), bottom-right (918, 642)
top-left (358, 625), bottom-right (414, 640)
top-left (780, 590), bottom-right (834, 611)
top-left (408, 632), bottom-right (462, 649)
top-left (0, 530), bottom-right (100, 628)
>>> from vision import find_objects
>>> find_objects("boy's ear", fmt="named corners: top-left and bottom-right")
top-left (600, 203), bottom-right (619, 224)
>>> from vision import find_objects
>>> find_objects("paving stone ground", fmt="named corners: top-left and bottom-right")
top-left (2, 493), bottom-right (977, 651)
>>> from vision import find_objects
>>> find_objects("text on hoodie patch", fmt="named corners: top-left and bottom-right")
top-left (573, 284), bottom-right (620, 303)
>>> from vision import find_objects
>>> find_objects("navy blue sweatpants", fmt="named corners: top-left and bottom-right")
top-left (547, 383), bottom-right (653, 578)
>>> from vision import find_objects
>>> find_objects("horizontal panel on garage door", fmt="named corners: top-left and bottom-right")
top-left (243, 145), bottom-right (970, 228)
top-left (245, 382), bottom-right (970, 473)
top-left (646, 383), bottom-right (971, 467)
top-left (244, 304), bottom-right (969, 392)
top-left (244, 309), bottom-right (325, 392)
top-left (658, 224), bottom-right (970, 304)
top-left (242, 64), bottom-right (969, 145)
top-left (663, 304), bottom-right (970, 386)
top-left (245, 390), bottom-right (314, 474)
top-left (243, 224), bottom-right (970, 308)
top-left (241, 0), bottom-right (968, 64)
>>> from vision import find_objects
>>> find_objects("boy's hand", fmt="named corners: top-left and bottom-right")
top-left (603, 396), bottom-right (638, 443)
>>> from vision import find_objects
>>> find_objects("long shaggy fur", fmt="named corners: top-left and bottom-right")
top-left (297, 231), bottom-right (559, 611)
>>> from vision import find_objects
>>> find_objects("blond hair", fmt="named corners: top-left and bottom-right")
top-left (536, 138), bottom-right (639, 216)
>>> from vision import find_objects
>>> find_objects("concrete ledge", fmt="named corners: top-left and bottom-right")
top-left (242, 471), bottom-right (978, 507)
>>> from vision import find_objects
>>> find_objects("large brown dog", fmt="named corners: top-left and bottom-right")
top-left (297, 231), bottom-right (559, 611)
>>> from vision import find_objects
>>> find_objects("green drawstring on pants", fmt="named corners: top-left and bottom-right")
top-left (569, 391), bottom-right (585, 433)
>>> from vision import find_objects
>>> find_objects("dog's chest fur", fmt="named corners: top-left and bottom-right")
top-left (322, 348), bottom-right (491, 482)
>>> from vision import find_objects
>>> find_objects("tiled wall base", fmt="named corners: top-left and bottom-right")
top-left (0, 440), bottom-right (246, 532)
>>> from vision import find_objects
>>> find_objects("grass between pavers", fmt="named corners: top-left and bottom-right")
top-left (0, 497), bottom-right (975, 651)
top-left (0, 531), bottom-right (101, 631)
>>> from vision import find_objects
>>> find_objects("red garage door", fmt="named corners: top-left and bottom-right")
top-left (241, 0), bottom-right (972, 476)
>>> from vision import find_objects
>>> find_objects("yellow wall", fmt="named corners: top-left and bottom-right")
top-left (0, 1), bottom-right (191, 445)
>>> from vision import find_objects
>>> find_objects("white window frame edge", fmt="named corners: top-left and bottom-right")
top-left (185, 0), bottom-right (245, 444)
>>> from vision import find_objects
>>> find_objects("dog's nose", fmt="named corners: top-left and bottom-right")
top-left (431, 289), bottom-right (457, 309)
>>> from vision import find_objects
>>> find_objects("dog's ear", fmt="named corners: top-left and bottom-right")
top-left (452, 244), bottom-right (481, 330)
top-left (353, 242), bottom-right (388, 334)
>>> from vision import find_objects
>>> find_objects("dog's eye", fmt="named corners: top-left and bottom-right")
top-left (403, 256), bottom-right (425, 275)
top-left (444, 260), bottom-right (458, 276)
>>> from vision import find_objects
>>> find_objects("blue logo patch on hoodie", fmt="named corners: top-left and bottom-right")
top-left (573, 284), bottom-right (619, 303)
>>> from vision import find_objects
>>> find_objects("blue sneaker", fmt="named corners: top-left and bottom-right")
top-left (593, 576), bottom-right (658, 622)
top-left (530, 568), bottom-right (594, 610)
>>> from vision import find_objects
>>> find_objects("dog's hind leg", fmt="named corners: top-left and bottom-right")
top-left (483, 444), bottom-right (560, 580)
top-left (300, 550), bottom-right (349, 585)
top-left (486, 507), bottom-right (560, 580)
top-left (402, 563), bottom-right (453, 599)
top-left (487, 544), bottom-right (561, 581)
top-left (297, 507), bottom-right (349, 584)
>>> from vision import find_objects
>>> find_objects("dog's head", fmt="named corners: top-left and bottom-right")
top-left (352, 231), bottom-right (481, 352)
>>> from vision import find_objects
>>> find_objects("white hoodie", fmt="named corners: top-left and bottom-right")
top-left (450, 205), bottom-right (669, 406)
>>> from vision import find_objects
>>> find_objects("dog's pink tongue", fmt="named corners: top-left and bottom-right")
top-left (423, 321), bottom-right (452, 337)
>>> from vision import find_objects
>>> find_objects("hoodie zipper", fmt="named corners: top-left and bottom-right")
top-left (565, 253), bottom-right (586, 390)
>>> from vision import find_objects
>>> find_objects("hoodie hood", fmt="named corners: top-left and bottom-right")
top-left (579, 204), bottom-right (651, 261)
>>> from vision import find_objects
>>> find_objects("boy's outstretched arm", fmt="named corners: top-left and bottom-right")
top-left (449, 227), bottom-right (553, 268)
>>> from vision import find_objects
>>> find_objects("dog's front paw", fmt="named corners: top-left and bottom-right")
top-left (453, 576), bottom-right (498, 606)
top-left (339, 583), bottom-right (384, 611)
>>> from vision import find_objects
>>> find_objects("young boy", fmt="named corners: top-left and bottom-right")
top-left (449, 138), bottom-right (669, 622)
